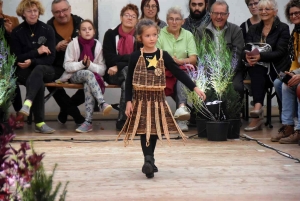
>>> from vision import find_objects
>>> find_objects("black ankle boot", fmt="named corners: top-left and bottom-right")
top-left (142, 155), bottom-right (154, 178)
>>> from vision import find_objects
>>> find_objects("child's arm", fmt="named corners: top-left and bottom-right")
top-left (125, 51), bottom-right (140, 103)
top-left (163, 50), bottom-right (206, 100)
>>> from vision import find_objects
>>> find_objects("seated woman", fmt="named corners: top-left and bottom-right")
top-left (140, 0), bottom-right (167, 29)
top-left (244, 0), bottom-right (291, 131)
top-left (156, 6), bottom-right (197, 132)
top-left (11, 0), bottom-right (56, 134)
top-left (57, 19), bottom-right (112, 133)
top-left (103, 3), bottom-right (139, 131)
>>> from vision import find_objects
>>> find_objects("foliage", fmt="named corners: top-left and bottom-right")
top-left (0, 120), bottom-right (68, 201)
top-left (185, 30), bottom-right (239, 121)
top-left (0, 28), bottom-right (17, 122)
top-left (22, 164), bottom-right (69, 201)
top-left (223, 83), bottom-right (244, 119)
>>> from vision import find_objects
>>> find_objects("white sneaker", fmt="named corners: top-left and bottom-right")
top-left (177, 120), bottom-right (189, 132)
top-left (174, 106), bottom-right (190, 121)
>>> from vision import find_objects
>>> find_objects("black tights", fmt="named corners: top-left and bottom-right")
top-left (140, 135), bottom-right (158, 157)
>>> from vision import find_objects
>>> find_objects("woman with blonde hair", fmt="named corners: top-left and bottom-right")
top-left (11, 0), bottom-right (56, 133)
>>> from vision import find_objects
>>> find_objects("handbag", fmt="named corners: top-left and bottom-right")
top-left (245, 42), bottom-right (272, 68)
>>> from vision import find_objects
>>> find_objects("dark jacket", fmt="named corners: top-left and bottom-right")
top-left (102, 24), bottom-right (140, 83)
top-left (10, 20), bottom-right (55, 67)
top-left (198, 21), bottom-right (244, 72)
top-left (47, 14), bottom-right (83, 68)
top-left (245, 17), bottom-right (291, 72)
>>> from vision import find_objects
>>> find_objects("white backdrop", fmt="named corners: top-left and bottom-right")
top-left (4, 0), bottom-right (290, 114)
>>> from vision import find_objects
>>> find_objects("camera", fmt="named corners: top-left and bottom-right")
top-left (279, 71), bottom-right (292, 84)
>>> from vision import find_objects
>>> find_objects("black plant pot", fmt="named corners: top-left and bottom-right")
top-left (196, 118), bottom-right (207, 138)
top-left (206, 121), bottom-right (229, 141)
top-left (227, 119), bottom-right (241, 139)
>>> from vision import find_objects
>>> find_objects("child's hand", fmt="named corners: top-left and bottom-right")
top-left (194, 87), bottom-right (206, 101)
top-left (125, 101), bottom-right (133, 118)
top-left (86, 56), bottom-right (91, 67)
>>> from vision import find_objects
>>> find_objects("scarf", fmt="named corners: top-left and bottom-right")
top-left (288, 24), bottom-right (300, 62)
top-left (78, 36), bottom-right (105, 93)
top-left (117, 25), bottom-right (135, 55)
top-left (183, 12), bottom-right (211, 34)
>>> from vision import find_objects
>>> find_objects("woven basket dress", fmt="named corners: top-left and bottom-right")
top-left (117, 49), bottom-right (187, 146)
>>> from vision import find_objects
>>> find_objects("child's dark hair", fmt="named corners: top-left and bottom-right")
top-left (136, 19), bottom-right (160, 41)
top-left (79, 19), bottom-right (95, 30)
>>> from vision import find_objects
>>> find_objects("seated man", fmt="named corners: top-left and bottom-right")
top-left (271, 70), bottom-right (300, 144)
top-left (103, 3), bottom-right (140, 130)
top-left (197, 0), bottom-right (244, 104)
top-left (47, 0), bottom-right (85, 125)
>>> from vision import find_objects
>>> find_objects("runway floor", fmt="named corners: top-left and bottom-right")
top-left (11, 118), bottom-right (300, 201)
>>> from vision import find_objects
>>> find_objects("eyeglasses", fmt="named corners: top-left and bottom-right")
top-left (258, 8), bottom-right (274, 12)
top-left (123, 13), bottom-right (137, 19)
top-left (25, 9), bottom-right (39, 14)
top-left (144, 4), bottom-right (157, 10)
top-left (289, 11), bottom-right (300, 18)
top-left (167, 18), bottom-right (182, 23)
top-left (53, 7), bottom-right (70, 15)
top-left (211, 12), bottom-right (228, 17)
top-left (248, 1), bottom-right (259, 8)
top-left (191, 2), bottom-right (204, 7)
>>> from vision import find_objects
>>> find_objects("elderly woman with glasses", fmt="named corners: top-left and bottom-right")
top-left (270, 0), bottom-right (300, 144)
top-left (156, 6), bottom-right (198, 132)
top-left (140, 0), bottom-right (167, 29)
top-left (244, 0), bottom-right (291, 131)
top-left (10, 0), bottom-right (56, 133)
top-left (102, 4), bottom-right (140, 130)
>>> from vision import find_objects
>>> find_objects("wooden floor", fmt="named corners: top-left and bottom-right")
top-left (12, 118), bottom-right (300, 201)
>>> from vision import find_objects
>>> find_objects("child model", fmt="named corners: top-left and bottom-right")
top-left (57, 20), bottom-right (112, 133)
top-left (117, 19), bottom-right (206, 178)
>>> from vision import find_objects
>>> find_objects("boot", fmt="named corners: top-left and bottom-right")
top-left (271, 125), bottom-right (294, 142)
top-left (142, 155), bottom-right (154, 178)
top-left (279, 130), bottom-right (300, 144)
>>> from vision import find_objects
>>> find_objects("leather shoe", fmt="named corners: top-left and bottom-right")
top-left (244, 119), bottom-right (263, 131)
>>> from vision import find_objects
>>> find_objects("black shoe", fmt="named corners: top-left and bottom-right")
top-left (57, 111), bottom-right (67, 124)
top-left (74, 115), bottom-right (85, 126)
top-left (142, 155), bottom-right (154, 179)
top-left (116, 120), bottom-right (126, 131)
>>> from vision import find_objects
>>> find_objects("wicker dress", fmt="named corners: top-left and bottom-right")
top-left (117, 49), bottom-right (188, 146)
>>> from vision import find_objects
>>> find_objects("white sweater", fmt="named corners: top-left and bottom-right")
top-left (57, 36), bottom-right (106, 82)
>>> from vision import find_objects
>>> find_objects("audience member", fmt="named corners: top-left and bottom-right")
top-left (57, 20), bottom-right (112, 133)
top-left (244, 0), bottom-right (291, 131)
top-left (157, 6), bottom-right (198, 132)
top-left (103, 3), bottom-right (139, 130)
top-left (47, 0), bottom-right (85, 125)
top-left (11, 0), bottom-right (56, 134)
top-left (140, 0), bottom-right (166, 29)
top-left (271, 0), bottom-right (300, 144)
top-left (182, 0), bottom-right (211, 34)
top-left (197, 0), bottom-right (244, 107)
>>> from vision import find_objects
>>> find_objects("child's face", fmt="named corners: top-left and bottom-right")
top-left (79, 22), bottom-right (95, 40)
top-left (140, 26), bottom-right (158, 49)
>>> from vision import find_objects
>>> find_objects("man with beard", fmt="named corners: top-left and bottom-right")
top-left (182, 0), bottom-right (211, 34)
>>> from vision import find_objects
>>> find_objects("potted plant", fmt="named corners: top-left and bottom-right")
top-left (0, 28), bottom-right (17, 123)
top-left (185, 31), bottom-right (238, 141)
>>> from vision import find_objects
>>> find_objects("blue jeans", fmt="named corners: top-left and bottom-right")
top-left (274, 78), bottom-right (282, 102)
top-left (282, 83), bottom-right (300, 129)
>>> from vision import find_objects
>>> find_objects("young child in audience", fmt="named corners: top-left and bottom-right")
top-left (117, 19), bottom-right (206, 179)
top-left (57, 19), bottom-right (112, 133)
